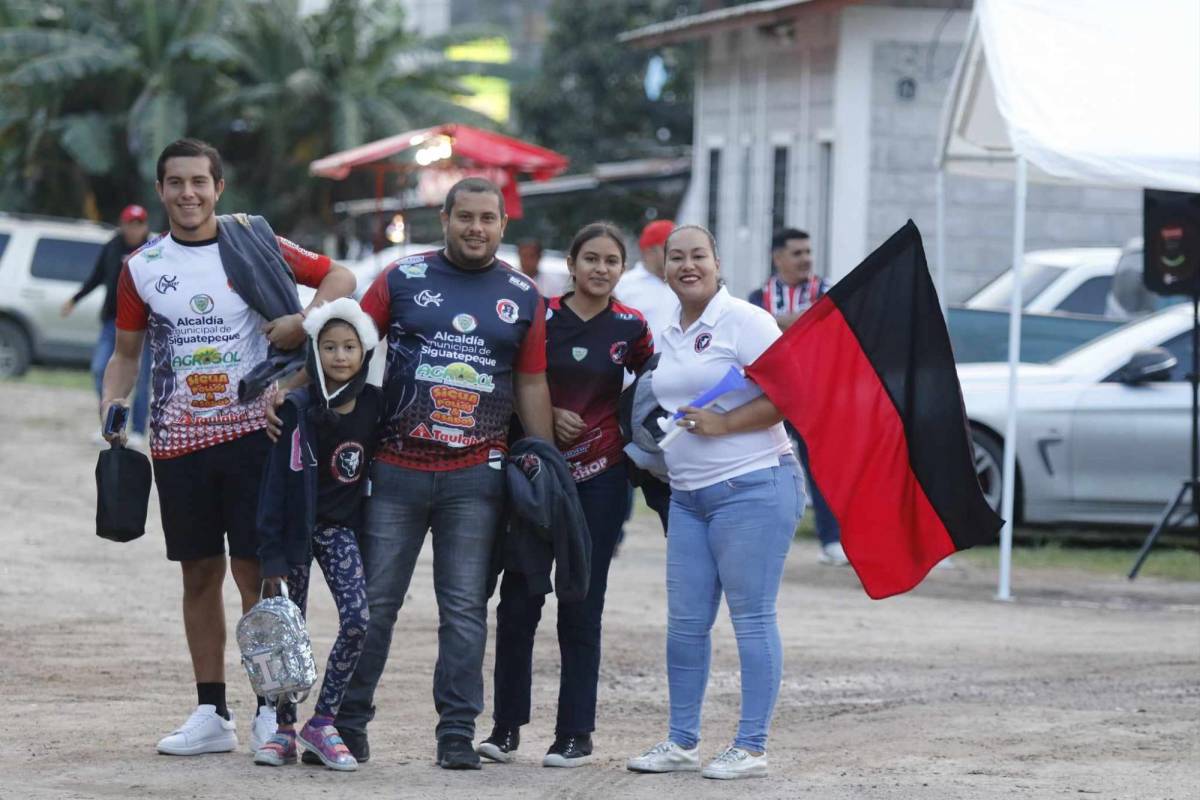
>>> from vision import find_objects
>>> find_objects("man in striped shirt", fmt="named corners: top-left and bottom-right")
top-left (748, 228), bottom-right (826, 331)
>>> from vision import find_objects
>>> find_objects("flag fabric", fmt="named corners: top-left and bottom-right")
top-left (746, 221), bottom-right (1003, 599)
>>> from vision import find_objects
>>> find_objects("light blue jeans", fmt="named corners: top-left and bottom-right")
top-left (91, 319), bottom-right (151, 434)
top-left (665, 457), bottom-right (804, 753)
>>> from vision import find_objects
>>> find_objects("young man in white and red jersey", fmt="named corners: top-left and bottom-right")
top-left (99, 138), bottom-right (355, 757)
top-left (748, 228), bottom-right (846, 567)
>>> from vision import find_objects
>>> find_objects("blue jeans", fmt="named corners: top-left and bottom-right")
top-left (665, 459), bottom-right (803, 753)
top-left (336, 460), bottom-right (505, 741)
top-left (91, 319), bottom-right (151, 434)
top-left (492, 462), bottom-right (630, 735)
top-left (793, 432), bottom-right (839, 547)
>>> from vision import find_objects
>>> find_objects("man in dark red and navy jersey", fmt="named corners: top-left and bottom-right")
top-left (336, 177), bottom-right (554, 770)
top-left (100, 138), bottom-right (356, 757)
top-left (748, 228), bottom-right (828, 331)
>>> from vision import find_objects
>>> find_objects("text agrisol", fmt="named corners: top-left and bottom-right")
top-left (415, 361), bottom-right (495, 393)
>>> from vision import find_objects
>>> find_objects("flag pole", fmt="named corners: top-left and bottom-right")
top-left (935, 170), bottom-right (947, 315)
top-left (997, 155), bottom-right (1026, 602)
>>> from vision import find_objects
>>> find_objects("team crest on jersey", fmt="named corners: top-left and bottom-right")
top-left (190, 294), bottom-right (215, 314)
top-left (496, 298), bottom-right (519, 324)
top-left (155, 274), bottom-right (179, 294)
top-left (610, 341), bottom-right (629, 364)
top-left (331, 442), bottom-right (365, 484)
top-left (516, 452), bottom-right (543, 480)
top-left (452, 313), bottom-right (477, 333)
top-left (694, 333), bottom-right (713, 353)
top-left (572, 347), bottom-right (588, 361)
top-left (415, 289), bottom-right (443, 307)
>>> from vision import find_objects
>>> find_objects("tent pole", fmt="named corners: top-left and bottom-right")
top-left (935, 170), bottom-right (947, 314)
top-left (997, 155), bottom-right (1026, 602)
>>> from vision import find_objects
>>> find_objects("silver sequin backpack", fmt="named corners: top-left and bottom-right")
top-left (236, 583), bottom-right (318, 703)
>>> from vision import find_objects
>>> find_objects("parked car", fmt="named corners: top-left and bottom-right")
top-left (947, 306), bottom-right (1123, 364)
top-left (959, 302), bottom-right (1193, 527)
top-left (1104, 237), bottom-right (1189, 319)
top-left (965, 247), bottom-right (1121, 317)
top-left (0, 213), bottom-right (115, 377)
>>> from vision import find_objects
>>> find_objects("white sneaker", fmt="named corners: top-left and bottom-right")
top-left (626, 740), bottom-right (700, 773)
top-left (156, 705), bottom-right (238, 756)
top-left (249, 705), bottom-right (277, 753)
top-left (701, 746), bottom-right (768, 780)
top-left (817, 541), bottom-right (850, 566)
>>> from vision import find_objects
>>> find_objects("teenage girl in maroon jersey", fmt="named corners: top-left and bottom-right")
top-left (481, 223), bottom-right (654, 768)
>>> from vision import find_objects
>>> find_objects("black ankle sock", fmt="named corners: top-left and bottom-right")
top-left (197, 682), bottom-right (229, 720)
top-left (256, 695), bottom-right (267, 712)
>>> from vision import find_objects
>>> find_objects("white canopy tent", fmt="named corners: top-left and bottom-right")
top-left (935, 0), bottom-right (1200, 600)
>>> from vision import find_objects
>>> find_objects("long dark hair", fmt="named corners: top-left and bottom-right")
top-left (568, 221), bottom-right (627, 265)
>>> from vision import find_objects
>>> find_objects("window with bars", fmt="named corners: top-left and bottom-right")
top-left (771, 146), bottom-right (789, 233)
top-left (707, 148), bottom-right (722, 234)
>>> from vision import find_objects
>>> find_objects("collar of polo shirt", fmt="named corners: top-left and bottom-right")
top-left (669, 286), bottom-right (731, 333)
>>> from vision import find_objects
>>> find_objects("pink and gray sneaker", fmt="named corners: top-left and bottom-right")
top-left (299, 720), bottom-right (359, 771)
top-left (253, 732), bottom-right (297, 766)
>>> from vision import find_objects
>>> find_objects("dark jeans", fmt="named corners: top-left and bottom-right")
top-left (336, 460), bottom-right (505, 741)
top-left (793, 432), bottom-right (840, 547)
top-left (492, 461), bottom-right (630, 736)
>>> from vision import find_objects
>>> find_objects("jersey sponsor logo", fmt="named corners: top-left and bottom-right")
top-left (572, 347), bottom-right (588, 361)
top-left (155, 274), bottom-right (179, 294)
top-left (561, 428), bottom-right (602, 460)
top-left (496, 298), bottom-right (519, 324)
top-left (408, 422), bottom-right (485, 449)
top-left (171, 346), bottom-right (240, 369)
top-left (190, 294), bottom-right (215, 314)
top-left (415, 361), bottom-right (495, 393)
top-left (428, 385), bottom-right (480, 428)
top-left (694, 332), bottom-right (713, 353)
top-left (397, 260), bottom-right (428, 279)
top-left (143, 247), bottom-right (164, 262)
top-left (185, 372), bottom-right (232, 409)
top-left (283, 239), bottom-right (320, 262)
top-left (610, 341), bottom-right (629, 364)
top-left (331, 441), bottom-right (365, 483)
top-left (571, 456), bottom-right (608, 482)
top-left (452, 313), bottom-right (478, 333)
top-left (414, 289), bottom-right (443, 307)
top-left (508, 274), bottom-right (532, 291)
top-left (614, 312), bottom-right (636, 321)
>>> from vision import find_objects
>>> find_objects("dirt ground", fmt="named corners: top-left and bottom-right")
top-left (1, 380), bottom-right (1197, 800)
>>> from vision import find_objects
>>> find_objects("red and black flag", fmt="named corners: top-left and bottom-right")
top-left (746, 221), bottom-right (1002, 599)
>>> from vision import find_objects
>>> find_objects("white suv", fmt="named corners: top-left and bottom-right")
top-left (0, 214), bottom-right (114, 377)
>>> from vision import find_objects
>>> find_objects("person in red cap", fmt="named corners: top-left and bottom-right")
top-left (617, 219), bottom-right (677, 346)
top-left (61, 203), bottom-right (154, 442)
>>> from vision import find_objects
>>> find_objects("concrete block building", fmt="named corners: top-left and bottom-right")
top-left (621, 0), bottom-right (1141, 302)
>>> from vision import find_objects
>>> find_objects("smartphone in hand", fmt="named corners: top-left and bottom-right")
top-left (103, 404), bottom-right (129, 440)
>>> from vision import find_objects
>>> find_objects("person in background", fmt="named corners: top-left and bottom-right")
top-left (61, 204), bottom-right (154, 443)
top-left (518, 237), bottom-right (568, 298)
top-left (614, 219), bottom-right (678, 533)
top-left (749, 228), bottom-right (847, 567)
top-left (627, 224), bottom-right (803, 780)
top-left (480, 222), bottom-right (653, 768)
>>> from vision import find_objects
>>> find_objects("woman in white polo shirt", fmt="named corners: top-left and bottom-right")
top-left (626, 225), bottom-right (804, 781)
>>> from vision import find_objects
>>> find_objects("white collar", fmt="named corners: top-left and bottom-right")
top-left (668, 286), bottom-right (730, 334)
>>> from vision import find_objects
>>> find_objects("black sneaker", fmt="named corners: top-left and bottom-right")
top-left (437, 735), bottom-right (482, 770)
top-left (477, 725), bottom-right (520, 763)
top-left (542, 734), bottom-right (593, 767)
top-left (302, 726), bottom-right (369, 764)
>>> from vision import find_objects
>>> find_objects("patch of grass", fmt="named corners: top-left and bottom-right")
top-left (956, 540), bottom-right (1200, 582)
top-left (5, 366), bottom-right (92, 391)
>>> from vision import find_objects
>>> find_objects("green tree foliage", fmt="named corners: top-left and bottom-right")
top-left (0, 0), bottom-right (491, 229)
top-left (513, 0), bottom-right (698, 170)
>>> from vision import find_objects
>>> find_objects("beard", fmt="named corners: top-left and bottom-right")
top-left (444, 236), bottom-right (497, 270)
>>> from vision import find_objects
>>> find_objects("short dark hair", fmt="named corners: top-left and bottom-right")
top-left (442, 177), bottom-right (506, 217)
top-left (568, 222), bottom-right (626, 264)
top-left (156, 138), bottom-right (223, 184)
top-left (771, 228), bottom-right (810, 250)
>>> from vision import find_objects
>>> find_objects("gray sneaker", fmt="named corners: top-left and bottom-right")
top-left (701, 746), bottom-right (768, 780)
top-left (817, 541), bottom-right (850, 566)
top-left (626, 740), bottom-right (700, 773)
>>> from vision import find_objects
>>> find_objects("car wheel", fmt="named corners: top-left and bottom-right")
top-left (0, 318), bottom-right (31, 378)
top-left (971, 427), bottom-right (1004, 514)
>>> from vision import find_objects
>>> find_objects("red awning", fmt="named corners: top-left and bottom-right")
top-left (308, 124), bottom-right (568, 219)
